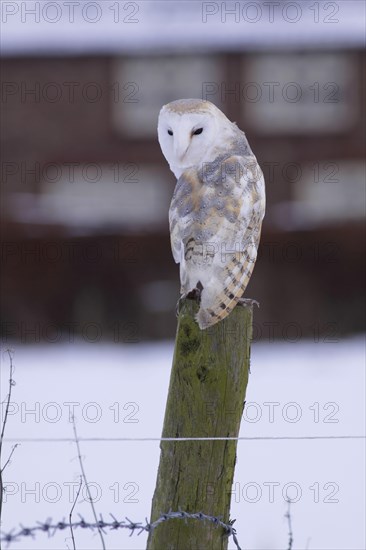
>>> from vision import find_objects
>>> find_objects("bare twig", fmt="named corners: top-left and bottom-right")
top-left (285, 499), bottom-right (293, 550)
top-left (72, 417), bottom-right (106, 550)
top-left (69, 476), bottom-right (82, 550)
top-left (0, 350), bottom-right (15, 456)
top-left (0, 349), bottom-right (17, 524)
top-left (1, 445), bottom-right (19, 474)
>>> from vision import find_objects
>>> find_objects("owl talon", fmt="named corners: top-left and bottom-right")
top-left (175, 282), bottom-right (203, 317)
top-left (237, 298), bottom-right (260, 309)
top-left (186, 284), bottom-right (203, 303)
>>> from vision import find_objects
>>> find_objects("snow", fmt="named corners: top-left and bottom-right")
top-left (0, 337), bottom-right (365, 549)
top-left (1, 1), bottom-right (365, 56)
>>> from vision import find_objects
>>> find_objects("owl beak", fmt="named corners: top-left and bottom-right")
top-left (174, 136), bottom-right (190, 162)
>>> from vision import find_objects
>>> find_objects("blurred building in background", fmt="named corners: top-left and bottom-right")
top-left (1, 1), bottom-right (365, 342)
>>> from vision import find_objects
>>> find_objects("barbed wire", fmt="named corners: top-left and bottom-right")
top-left (0, 510), bottom-right (242, 549)
top-left (3, 434), bottom-right (365, 443)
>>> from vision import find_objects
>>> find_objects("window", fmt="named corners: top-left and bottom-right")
top-left (242, 53), bottom-right (357, 134)
top-left (5, 164), bottom-right (171, 232)
top-left (112, 55), bottom-right (221, 137)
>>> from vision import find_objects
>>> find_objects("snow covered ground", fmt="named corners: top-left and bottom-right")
top-left (1, 337), bottom-right (365, 549)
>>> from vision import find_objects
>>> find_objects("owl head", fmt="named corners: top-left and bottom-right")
top-left (157, 99), bottom-right (233, 178)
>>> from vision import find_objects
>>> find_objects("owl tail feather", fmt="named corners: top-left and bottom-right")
top-left (195, 295), bottom-right (240, 330)
top-left (194, 254), bottom-right (257, 330)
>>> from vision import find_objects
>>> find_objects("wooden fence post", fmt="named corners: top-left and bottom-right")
top-left (146, 298), bottom-right (253, 550)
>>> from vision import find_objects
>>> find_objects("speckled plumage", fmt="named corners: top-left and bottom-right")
top-left (158, 99), bottom-right (265, 329)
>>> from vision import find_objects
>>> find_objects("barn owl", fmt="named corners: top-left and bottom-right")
top-left (158, 99), bottom-right (265, 330)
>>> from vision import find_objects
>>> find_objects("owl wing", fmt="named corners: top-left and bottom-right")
top-left (169, 207), bottom-right (183, 265)
top-left (169, 155), bottom-right (265, 329)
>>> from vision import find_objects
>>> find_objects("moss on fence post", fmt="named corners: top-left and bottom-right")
top-left (146, 299), bottom-right (253, 550)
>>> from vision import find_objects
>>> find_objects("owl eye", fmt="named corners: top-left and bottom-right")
top-left (168, 129), bottom-right (173, 136)
top-left (193, 128), bottom-right (203, 135)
